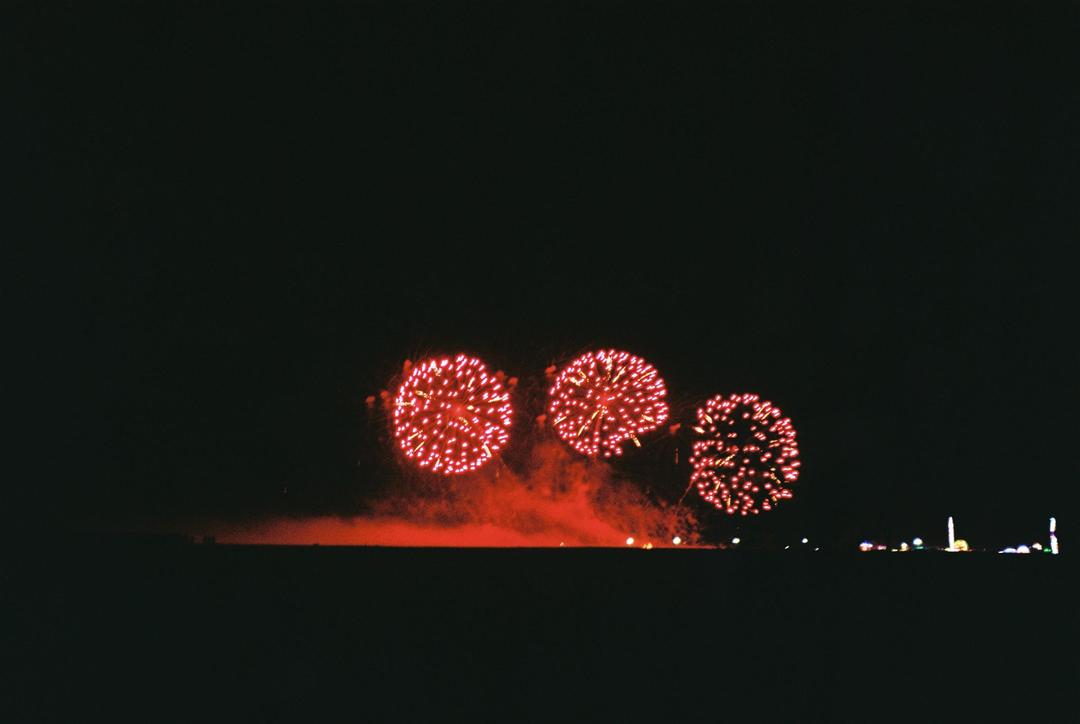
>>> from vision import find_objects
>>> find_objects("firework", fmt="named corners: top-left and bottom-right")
top-left (688, 393), bottom-right (800, 515)
top-left (392, 354), bottom-right (513, 474)
top-left (547, 349), bottom-right (669, 458)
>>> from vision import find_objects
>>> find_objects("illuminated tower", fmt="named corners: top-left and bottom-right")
top-left (1050, 517), bottom-right (1058, 555)
top-left (947, 516), bottom-right (955, 551)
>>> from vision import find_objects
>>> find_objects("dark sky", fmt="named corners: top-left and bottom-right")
top-left (15, 1), bottom-right (1076, 545)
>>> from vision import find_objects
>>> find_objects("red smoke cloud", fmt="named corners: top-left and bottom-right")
top-left (209, 442), bottom-right (698, 547)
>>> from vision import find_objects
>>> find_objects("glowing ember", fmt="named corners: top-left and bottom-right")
top-left (392, 354), bottom-right (513, 474)
top-left (547, 349), bottom-right (669, 458)
top-left (689, 392), bottom-right (800, 515)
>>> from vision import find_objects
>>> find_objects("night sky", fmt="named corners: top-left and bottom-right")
top-left (17, 1), bottom-right (1076, 546)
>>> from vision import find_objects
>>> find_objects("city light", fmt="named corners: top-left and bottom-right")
top-left (849, 518), bottom-right (1061, 554)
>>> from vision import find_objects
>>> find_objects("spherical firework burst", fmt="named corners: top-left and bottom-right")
top-left (547, 349), bottom-right (669, 458)
top-left (689, 393), bottom-right (800, 515)
top-left (392, 354), bottom-right (513, 474)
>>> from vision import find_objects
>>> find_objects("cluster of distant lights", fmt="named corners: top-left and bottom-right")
top-left (617, 533), bottom-right (812, 551)
top-left (392, 355), bottom-right (513, 474)
top-left (608, 527), bottom-right (1060, 552)
top-left (614, 521), bottom-right (1060, 552)
top-left (860, 538), bottom-right (940, 553)
top-left (689, 393), bottom-right (800, 515)
top-left (858, 517), bottom-right (1060, 554)
top-left (611, 522), bottom-right (1060, 552)
top-left (547, 349), bottom-right (669, 458)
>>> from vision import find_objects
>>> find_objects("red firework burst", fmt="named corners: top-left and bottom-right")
top-left (547, 349), bottom-right (669, 458)
top-left (689, 393), bottom-right (800, 515)
top-left (392, 354), bottom-right (513, 474)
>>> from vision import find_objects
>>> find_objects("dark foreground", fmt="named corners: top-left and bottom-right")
top-left (5, 543), bottom-right (1074, 722)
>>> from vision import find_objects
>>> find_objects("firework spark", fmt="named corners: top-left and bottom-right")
top-left (547, 349), bottom-right (669, 458)
top-left (688, 393), bottom-right (800, 515)
top-left (392, 354), bottom-right (513, 474)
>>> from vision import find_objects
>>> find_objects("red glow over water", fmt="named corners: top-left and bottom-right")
top-left (210, 516), bottom-right (695, 548)
top-left (198, 442), bottom-right (697, 548)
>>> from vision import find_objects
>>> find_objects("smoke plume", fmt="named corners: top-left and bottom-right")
top-left (211, 441), bottom-right (697, 547)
